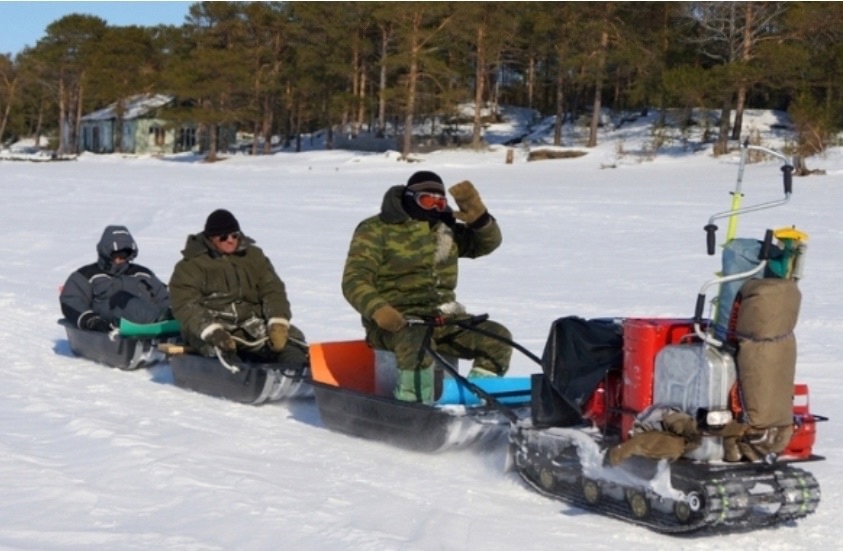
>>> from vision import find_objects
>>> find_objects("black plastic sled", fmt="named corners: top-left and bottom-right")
top-left (168, 351), bottom-right (313, 405)
top-left (309, 340), bottom-right (531, 452)
top-left (58, 319), bottom-right (169, 370)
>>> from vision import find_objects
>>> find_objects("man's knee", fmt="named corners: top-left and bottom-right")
top-left (109, 290), bottom-right (135, 310)
top-left (475, 320), bottom-right (512, 375)
top-left (366, 325), bottom-right (430, 370)
top-left (480, 320), bottom-right (511, 341)
top-left (287, 324), bottom-right (306, 344)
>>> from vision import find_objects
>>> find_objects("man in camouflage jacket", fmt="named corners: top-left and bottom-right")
top-left (169, 209), bottom-right (307, 367)
top-left (342, 171), bottom-right (512, 402)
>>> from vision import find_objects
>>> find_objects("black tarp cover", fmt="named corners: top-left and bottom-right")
top-left (532, 316), bottom-right (624, 427)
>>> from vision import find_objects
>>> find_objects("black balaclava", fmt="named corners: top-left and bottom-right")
top-left (402, 170), bottom-right (452, 225)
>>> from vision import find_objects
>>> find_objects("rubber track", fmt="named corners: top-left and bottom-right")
top-left (512, 429), bottom-right (820, 534)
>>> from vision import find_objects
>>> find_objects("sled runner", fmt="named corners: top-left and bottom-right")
top-left (58, 318), bottom-right (178, 370)
top-left (309, 336), bottom-right (532, 452)
top-left (507, 143), bottom-right (825, 534)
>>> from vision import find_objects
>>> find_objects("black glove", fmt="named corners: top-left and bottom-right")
top-left (204, 327), bottom-right (236, 352)
top-left (83, 314), bottom-right (111, 332)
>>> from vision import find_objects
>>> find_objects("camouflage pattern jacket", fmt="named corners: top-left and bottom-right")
top-left (342, 185), bottom-right (502, 331)
top-left (169, 232), bottom-right (292, 349)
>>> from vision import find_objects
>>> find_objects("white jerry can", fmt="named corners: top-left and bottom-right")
top-left (653, 343), bottom-right (736, 461)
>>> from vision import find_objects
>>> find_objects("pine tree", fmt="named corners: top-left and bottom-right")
top-left (31, 14), bottom-right (108, 154)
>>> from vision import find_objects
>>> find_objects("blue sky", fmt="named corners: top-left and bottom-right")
top-left (0, 1), bottom-right (194, 56)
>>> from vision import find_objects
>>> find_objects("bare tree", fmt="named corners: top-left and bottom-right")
top-left (683, 2), bottom-right (788, 154)
top-left (31, 14), bottom-right (107, 155)
top-left (450, 3), bottom-right (516, 150)
top-left (242, 2), bottom-right (291, 155)
top-left (0, 54), bottom-right (19, 144)
top-left (392, 4), bottom-right (452, 159)
top-left (588, 26), bottom-right (610, 148)
top-left (375, 20), bottom-right (392, 135)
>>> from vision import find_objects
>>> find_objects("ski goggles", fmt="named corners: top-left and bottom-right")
top-left (413, 191), bottom-right (448, 212)
top-left (111, 248), bottom-right (134, 261)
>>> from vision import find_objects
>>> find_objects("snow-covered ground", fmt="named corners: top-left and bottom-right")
top-left (1, 110), bottom-right (840, 550)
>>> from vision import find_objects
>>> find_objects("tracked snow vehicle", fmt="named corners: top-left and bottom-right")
top-left (509, 144), bottom-right (825, 533)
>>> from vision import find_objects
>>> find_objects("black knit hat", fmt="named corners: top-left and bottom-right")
top-left (204, 209), bottom-right (240, 237)
top-left (406, 171), bottom-right (445, 194)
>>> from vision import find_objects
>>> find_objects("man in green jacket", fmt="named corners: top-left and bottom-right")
top-left (170, 209), bottom-right (307, 367)
top-left (342, 171), bottom-right (511, 402)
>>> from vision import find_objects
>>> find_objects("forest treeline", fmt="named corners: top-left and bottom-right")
top-left (0, 1), bottom-right (841, 160)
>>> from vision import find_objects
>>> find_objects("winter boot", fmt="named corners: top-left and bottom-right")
top-left (468, 366), bottom-right (498, 378)
top-left (394, 366), bottom-right (434, 403)
top-left (723, 436), bottom-right (743, 462)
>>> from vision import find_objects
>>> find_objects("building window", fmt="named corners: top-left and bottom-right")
top-left (150, 125), bottom-right (166, 146)
top-left (177, 127), bottom-right (197, 152)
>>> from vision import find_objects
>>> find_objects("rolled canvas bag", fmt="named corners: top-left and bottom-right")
top-left (733, 278), bottom-right (801, 456)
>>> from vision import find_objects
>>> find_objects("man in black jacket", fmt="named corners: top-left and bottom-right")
top-left (60, 225), bottom-right (170, 332)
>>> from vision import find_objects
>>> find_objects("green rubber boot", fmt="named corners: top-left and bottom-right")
top-left (468, 366), bottom-right (498, 378)
top-left (394, 366), bottom-right (434, 403)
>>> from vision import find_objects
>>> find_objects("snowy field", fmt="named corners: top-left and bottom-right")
top-left (1, 111), bottom-right (841, 550)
